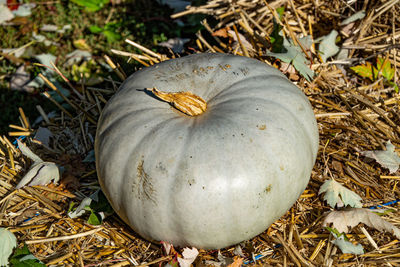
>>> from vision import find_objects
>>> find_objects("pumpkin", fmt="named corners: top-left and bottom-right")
top-left (95, 53), bottom-right (319, 249)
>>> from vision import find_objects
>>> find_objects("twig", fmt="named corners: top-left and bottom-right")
top-left (26, 227), bottom-right (103, 244)
top-left (125, 39), bottom-right (164, 60)
top-left (104, 55), bottom-right (126, 81)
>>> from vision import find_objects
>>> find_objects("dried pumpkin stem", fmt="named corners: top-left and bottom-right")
top-left (148, 87), bottom-right (207, 116)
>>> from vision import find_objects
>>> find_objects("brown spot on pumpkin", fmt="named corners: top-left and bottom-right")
top-left (258, 124), bottom-right (266, 130)
top-left (240, 67), bottom-right (249, 75)
top-left (265, 184), bottom-right (272, 193)
top-left (218, 64), bottom-right (228, 71)
top-left (135, 159), bottom-right (157, 204)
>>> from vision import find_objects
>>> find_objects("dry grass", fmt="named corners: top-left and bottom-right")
top-left (1, 0), bottom-right (400, 266)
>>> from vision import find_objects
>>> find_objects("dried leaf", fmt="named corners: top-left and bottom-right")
top-left (233, 245), bottom-right (245, 257)
top-left (2, 47), bottom-right (26, 58)
top-left (319, 179), bottom-right (363, 208)
top-left (10, 65), bottom-right (33, 92)
top-left (341, 10), bottom-right (366, 25)
top-left (213, 28), bottom-right (229, 38)
top-left (59, 174), bottom-right (80, 191)
top-left (12, 3), bottom-right (35, 17)
top-left (158, 37), bottom-right (190, 53)
top-left (318, 30), bottom-right (339, 62)
top-left (16, 139), bottom-right (60, 189)
top-left (227, 30), bottom-right (253, 53)
top-left (177, 247), bottom-right (199, 267)
top-left (267, 37), bottom-right (314, 81)
top-left (40, 24), bottom-right (71, 33)
top-left (33, 127), bottom-right (53, 147)
top-left (6, 0), bottom-right (20, 11)
top-left (17, 139), bottom-right (43, 163)
top-left (16, 161), bottom-right (59, 189)
top-left (332, 234), bottom-right (364, 255)
top-left (323, 208), bottom-right (400, 239)
top-left (31, 32), bottom-right (57, 46)
top-left (205, 251), bottom-right (234, 266)
top-left (0, 228), bottom-right (17, 266)
top-left (161, 241), bottom-right (173, 255)
top-left (227, 256), bottom-right (244, 267)
top-left (73, 39), bottom-right (92, 51)
top-left (65, 49), bottom-right (92, 67)
top-left (361, 141), bottom-right (400, 173)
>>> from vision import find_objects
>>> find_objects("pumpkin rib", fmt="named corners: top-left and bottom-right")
top-left (123, 115), bottom-right (198, 242)
top-left (208, 93), bottom-right (313, 158)
top-left (207, 76), bottom-right (306, 111)
top-left (99, 114), bottom-right (180, 218)
top-left (160, 116), bottom-right (197, 244)
top-left (97, 107), bottom-right (169, 137)
top-left (170, 114), bottom-right (251, 246)
top-left (204, 73), bottom-right (281, 102)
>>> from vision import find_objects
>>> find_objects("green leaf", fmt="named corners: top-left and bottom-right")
top-left (276, 6), bottom-right (285, 18)
top-left (0, 228), bottom-right (17, 266)
top-left (168, 258), bottom-right (180, 267)
top-left (87, 211), bottom-right (102, 225)
top-left (269, 7), bottom-right (285, 53)
top-left (68, 201), bottom-right (76, 213)
top-left (9, 244), bottom-right (46, 267)
top-left (270, 17), bottom-right (283, 53)
top-left (89, 25), bottom-right (103, 33)
top-left (389, 81), bottom-right (399, 93)
top-left (103, 30), bottom-right (122, 43)
top-left (104, 21), bottom-right (122, 31)
top-left (350, 62), bottom-right (376, 81)
top-left (325, 227), bottom-right (348, 240)
top-left (377, 57), bottom-right (395, 81)
top-left (71, 0), bottom-right (109, 12)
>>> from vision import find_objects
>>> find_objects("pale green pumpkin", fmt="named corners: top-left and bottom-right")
top-left (95, 53), bottom-right (318, 249)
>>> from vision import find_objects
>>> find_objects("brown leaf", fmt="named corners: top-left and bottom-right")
top-left (227, 256), bottom-right (243, 267)
top-left (212, 28), bottom-right (230, 38)
top-left (323, 208), bottom-right (400, 238)
top-left (332, 160), bottom-right (344, 175)
top-left (11, 17), bottom-right (29, 25)
top-left (14, 209), bottom-right (39, 224)
top-left (60, 174), bottom-right (80, 191)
